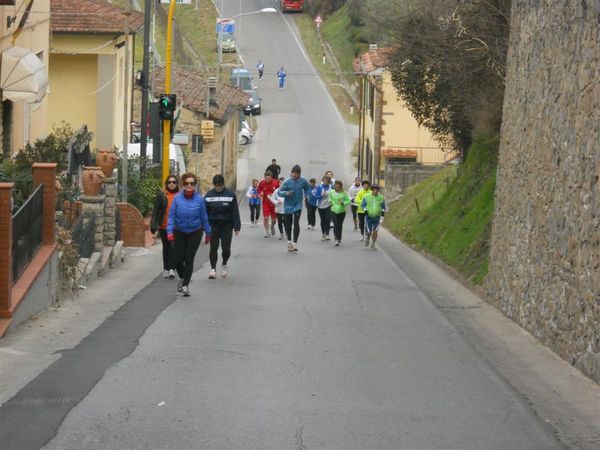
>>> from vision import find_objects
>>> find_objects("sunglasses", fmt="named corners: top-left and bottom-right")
top-left (184, 181), bottom-right (196, 186)
top-left (167, 180), bottom-right (177, 184)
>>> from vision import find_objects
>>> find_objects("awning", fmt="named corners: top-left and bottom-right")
top-left (1, 46), bottom-right (48, 103)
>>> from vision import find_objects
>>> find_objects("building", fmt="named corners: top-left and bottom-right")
top-left (150, 68), bottom-right (249, 193)
top-left (0, 0), bottom-right (50, 156)
top-left (48, 0), bottom-right (143, 149)
top-left (354, 46), bottom-right (456, 187)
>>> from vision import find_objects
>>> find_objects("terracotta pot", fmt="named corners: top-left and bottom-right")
top-left (81, 166), bottom-right (105, 196)
top-left (96, 148), bottom-right (118, 177)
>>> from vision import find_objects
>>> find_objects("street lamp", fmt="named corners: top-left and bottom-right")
top-left (217, 7), bottom-right (277, 72)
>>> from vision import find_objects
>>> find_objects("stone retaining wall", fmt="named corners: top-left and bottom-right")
top-left (487, 0), bottom-right (599, 383)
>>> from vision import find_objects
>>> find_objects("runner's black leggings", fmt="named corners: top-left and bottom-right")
top-left (332, 212), bottom-right (346, 242)
top-left (318, 207), bottom-right (331, 235)
top-left (249, 204), bottom-right (260, 222)
top-left (284, 210), bottom-right (301, 243)
top-left (159, 229), bottom-right (174, 270)
top-left (276, 213), bottom-right (284, 234)
top-left (358, 212), bottom-right (366, 236)
top-left (351, 205), bottom-right (358, 222)
top-left (173, 229), bottom-right (203, 286)
top-left (305, 201), bottom-right (317, 227)
top-left (209, 222), bottom-right (233, 269)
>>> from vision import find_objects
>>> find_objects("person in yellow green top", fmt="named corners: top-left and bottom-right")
top-left (354, 180), bottom-right (371, 241)
top-left (328, 180), bottom-right (351, 246)
top-left (361, 184), bottom-right (386, 250)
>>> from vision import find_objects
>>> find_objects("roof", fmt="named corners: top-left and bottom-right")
top-left (51, 0), bottom-right (144, 35)
top-left (151, 68), bottom-right (250, 124)
top-left (354, 47), bottom-right (393, 74)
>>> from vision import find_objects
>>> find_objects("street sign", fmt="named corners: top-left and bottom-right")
top-left (173, 132), bottom-right (189, 145)
top-left (160, 0), bottom-right (192, 4)
top-left (315, 15), bottom-right (322, 28)
top-left (192, 135), bottom-right (204, 153)
top-left (200, 120), bottom-right (214, 139)
top-left (216, 18), bottom-right (235, 34)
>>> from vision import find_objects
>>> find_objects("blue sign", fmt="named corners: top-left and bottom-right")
top-left (216, 22), bottom-right (235, 34)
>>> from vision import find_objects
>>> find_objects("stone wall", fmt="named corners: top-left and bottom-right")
top-left (384, 164), bottom-right (445, 201)
top-left (487, 0), bottom-right (599, 383)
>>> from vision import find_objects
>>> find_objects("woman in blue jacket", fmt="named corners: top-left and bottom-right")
top-left (278, 165), bottom-right (313, 252)
top-left (167, 173), bottom-right (211, 297)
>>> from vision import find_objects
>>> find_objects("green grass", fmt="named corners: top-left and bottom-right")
top-left (386, 135), bottom-right (498, 285)
top-left (294, 13), bottom-right (359, 125)
top-left (173, 2), bottom-right (218, 69)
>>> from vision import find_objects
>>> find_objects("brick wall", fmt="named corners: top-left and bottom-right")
top-left (116, 202), bottom-right (145, 247)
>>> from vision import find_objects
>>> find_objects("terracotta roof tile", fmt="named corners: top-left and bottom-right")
top-left (51, 0), bottom-right (144, 34)
top-left (354, 47), bottom-right (393, 74)
top-left (151, 68), bottom-right (250, 124)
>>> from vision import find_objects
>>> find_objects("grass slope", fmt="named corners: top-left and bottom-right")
top-left (386, 135), bottom-right (498, 285)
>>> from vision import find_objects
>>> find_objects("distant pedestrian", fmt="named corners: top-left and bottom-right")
top-left (151, 174), bottom-right (179, 279)
top-left (355, 180), bottom-right (371, 240)
top-left (205, 174), bottom-right (241, 279)
top-left (348, 177), bottom-right (362, 231)
top-left (316, 175), bottom-right (333, 240)
top-left (277, 67), bottom-right (287, 89)
top-left (278, 164), bottom-right (313, 252)
top-left (361, 184), bottom-right (386, 250)
top-left (167, 173), bottom-right (211, 296)
top-left (266, 158), bottom-right (281, 179)
top-left (329, 180), bottom-right (350, 246)
top-left (246, 178), bottom-right (261, 227)
top-left (257, 59), bottom-right (265, 80)
top-left (257, 170), bottom-right (280, 238)
top-left (304, 177), bottom-right (320, 230)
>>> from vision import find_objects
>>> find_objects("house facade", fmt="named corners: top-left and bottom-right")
top-left (0, 0), bottom-right (50, 156)
top-left (48, 0), bottom-right (143, 149)
top-left (354, 47), bottom-right (455, 187)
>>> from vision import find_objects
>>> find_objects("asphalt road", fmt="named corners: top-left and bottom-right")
top-left (0, 1), bottom-right (566, 449)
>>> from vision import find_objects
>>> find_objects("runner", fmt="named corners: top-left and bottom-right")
top-left (204, 174), bottom-right (241, 279)
top-left (256, 59), bottom-right (265, 80)
top-left (277, 67), bottom-right (287, 89)
top-left (246, 178), bottom-right (261, 227)
top-left (329, 180), bottom-right (350, 246)
top-left (150, 174), bottom-right (179, 279)
top-left (348, 176), bottom-right (362, 231)
top-left (270, 178), bottom-right (286, 240)
top-left (361, 184), bottom-right (386, 250)
top-left (278, 164), bottom-right (313, 252)
top-left (304, 177), bottom-right (320, 230)
top-left (316, 175), bottom-right (333, 241)
top-left (266, 159), bottom-right (281, 179)
top-left (257, 170), bottom-right (280, 238)
top-left (167, 173), bottom-right (211, 297)
top-left (355, 180), bottom-right (371, 241)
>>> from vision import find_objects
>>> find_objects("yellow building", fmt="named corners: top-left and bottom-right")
top-left (0, 0), bottom-right (50, 156)
top-left (354, 47), bottom-right (456, 186)
top-left (48, 0), bottom-right (143, 149)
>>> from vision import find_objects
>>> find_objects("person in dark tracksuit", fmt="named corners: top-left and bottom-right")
top-left (204, 174), bottom-right (241, 279)
top-left (167, 173), bottom-right (211, 297)
top-left (151, 174), bottom-right (179, 279)
top-left (304, 178), bottom-right (320, 230)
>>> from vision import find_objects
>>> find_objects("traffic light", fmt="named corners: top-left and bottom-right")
top-left (158, 94), bottom-right (176, 120)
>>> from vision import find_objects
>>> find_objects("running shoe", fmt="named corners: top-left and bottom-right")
top-left (292, 243), bottom-right (298, 252)
top-left (359, 236), bottom-right (364, 241)
top-left (221, 266), bottom-right (228, 278)
top-left (264, 233), bottom-right (270, 238)
top-left (308, 225), bottom-right (313, 231)
top-left (162, 270), bottom-right (169, 279)
top-left (182, 286), bottom-right (190, 297)
top-left (334, 241), bottom-right (340, 247)
top-left (279, 233), bottom-right (284, 240)
top-left (364, 236), bottom-right (370, 247)
top-left (371, 241), bottom-right (376, 250)
top-left (287, 242), bottom-right (293, 252)
top-left (168, 269), bottom-right (176, 279)
top-left (325, 235), bottom-right (331, 241)
top-left (208, 269), bottom-right (216, 279)
top-left (177, 278), bottom-right (183, 293)
top-left (321, 234), bottom-right (327, 241)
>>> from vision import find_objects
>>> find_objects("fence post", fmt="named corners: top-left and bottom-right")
top-left (103, 176), bottom-right (117, 246)
top-left (0, 183), bottom-right (14, 315)
top-left (32, 163), bottom-right (57, 246)
top-left (81, 195), bottom-right (106, 253)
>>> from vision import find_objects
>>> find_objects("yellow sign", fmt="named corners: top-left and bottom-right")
top-left (200, 120), bottom-right (214, 139)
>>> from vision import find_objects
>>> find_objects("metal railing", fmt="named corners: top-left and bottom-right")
top-left (71, 216), bottom-right (96, 259)
top-left (115, 208), bottom-right (122, 242)
top-left (12, 184), bottom-right (44, 283)
top-left (383, 146), bottom-right (460, 166)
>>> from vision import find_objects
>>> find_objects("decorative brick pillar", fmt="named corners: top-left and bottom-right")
top-left (81, 195), bottom-right (106, 253)
top-left (0, 183), bottom-right (14, 315)
top-left (32, 163), bottom-right (57, 245)
top-left (103, 176), bottom-right (117, 246)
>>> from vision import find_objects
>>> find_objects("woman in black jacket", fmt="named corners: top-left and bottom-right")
top-left (151, 175), bottom-right (179, 278)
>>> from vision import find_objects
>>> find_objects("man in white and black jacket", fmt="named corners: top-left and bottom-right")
top-left (204, 174), bottom-right (241, 279)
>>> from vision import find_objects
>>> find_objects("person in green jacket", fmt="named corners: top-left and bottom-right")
top-left (361, 184), bottom-right (386, 249)
top-left (355, 180), bottom-right (371, 241)
top-left (328, 180), bottom-right (351, 246)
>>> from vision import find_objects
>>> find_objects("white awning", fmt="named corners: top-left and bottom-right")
top-left (1, 47), bottom-right (48, 103)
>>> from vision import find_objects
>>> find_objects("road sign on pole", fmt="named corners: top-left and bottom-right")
top-left (315, 15), bottom-right (322, 29)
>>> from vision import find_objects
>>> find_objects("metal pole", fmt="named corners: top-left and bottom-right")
top-left (162, 0), bottom-right (176, 184)
top-left (140, 0), bottom-right (152, 167)
top-left (122, 20), bottom-right (129, 202)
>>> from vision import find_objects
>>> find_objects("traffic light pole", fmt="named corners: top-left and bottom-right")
top-left (162, 0), bottom-right (177, 184)
top-left (139, 0), bottom-right (152, 168)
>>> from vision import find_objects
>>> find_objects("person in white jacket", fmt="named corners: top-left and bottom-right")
top-left (269, 178), bottom-right (286, 240)
top-left (348, 177), bottom-right (362, 231)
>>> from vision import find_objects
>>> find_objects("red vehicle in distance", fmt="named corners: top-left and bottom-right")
top-left (280, 0), bottom-right (304, 12)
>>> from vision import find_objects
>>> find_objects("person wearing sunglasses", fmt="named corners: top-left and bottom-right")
top-left (167, 173), bottom-right (211, 297)
top-left (150, 174), bottom-right (179, 279)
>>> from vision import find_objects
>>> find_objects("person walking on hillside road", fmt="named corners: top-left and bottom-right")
top-left (257, 170), bottom-right (280, 238)
top-left (355, 180), bottom-right (371, 240)
top-left (305, 177), bottom-right (320, 230)
top-left (316, 175), bottom-right (333, 241)
top-left (278, 165), bottom-right (313, 252)
top-left (329, 180), bottom-right (350, 246)
top-left (257, 59), bottom-right (265, 80)
top-left (361, 184), bottom-right (386, 250)
top-left (348, 177), bottom-right (362, 231)
top-left (277, 67), bottom-right (287, 89)
top-left (205, 174), bottom-right (241, 279)
top-left (151, 174), bottom-right (179, 279)
top-left (167, 173), bottom-right (211, 297)
top-left (266, 159), bottom-right (281, 180)
top-left (246, 178), bottom-right (261, 227)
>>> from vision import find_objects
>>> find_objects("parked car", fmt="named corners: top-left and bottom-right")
top-left (230, 68), bottom-right (254, 91)
top-left (244, 91), bottom-right (261, 116)
top-left (239, 120), bottom-right (254, 145)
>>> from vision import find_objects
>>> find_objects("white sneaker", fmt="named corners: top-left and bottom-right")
top-left (177, 278), bottom-right (183, 293)
top-left (334, 241), bottom-right (340, 247)
top-left (321, 234), bottom-right (327, 241)
top-left (221, 266), bottom-right (228, 277)
top-left (325, 235), bottom-right (331, 241)
top-left (292, 243), bottom-right (298, 252)
top-left (168, 269), bottom-right (176, 279)
top-left (264, 233), bottom-right (270, 238)
top-left (182, 286), bottom-right (190, 297)
top-left (208, 269), bottom-right (216, 279)
top-left (162, 270), bottom-right (169, 279)
top-left (287, 242), bottom-right (293, 252)
top-left (308, 225), bottom-right (313, 231)
top-left (360, 236), bottom-right (364, 242)
top-left (364, 237), bottom-right (370, 247)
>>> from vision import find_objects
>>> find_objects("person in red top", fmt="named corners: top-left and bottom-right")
top-left (257, 170), bottom-right (280, 238)
top-left (151, 175), bottom-right (179, 278)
